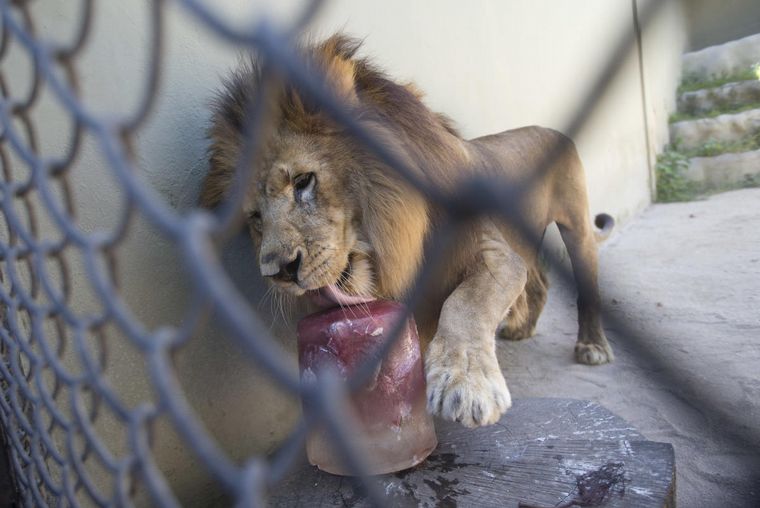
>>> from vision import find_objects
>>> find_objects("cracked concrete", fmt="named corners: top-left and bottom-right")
top-left (498, 188), bottom-right (760, 508)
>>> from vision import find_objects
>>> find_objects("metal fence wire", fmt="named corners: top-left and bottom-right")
top-left (0, 0), bottom-right (758, 506)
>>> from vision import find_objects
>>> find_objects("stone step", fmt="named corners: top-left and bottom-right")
top-left (682, 32), bottom-right (760, 81)
top-left (670, 108), bottom-right (760, 150)
top-left (686, 149), bottom-right (760, 191)
top-left (678, 79), bottom-right (760, 116)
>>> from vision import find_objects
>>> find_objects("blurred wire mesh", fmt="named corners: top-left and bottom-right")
top-left (1, 0), bottom-right (758, 507)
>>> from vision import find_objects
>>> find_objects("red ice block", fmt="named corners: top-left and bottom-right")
top-left (297, 300), bottom-right (437, 476)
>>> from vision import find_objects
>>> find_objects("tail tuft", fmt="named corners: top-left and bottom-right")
top-left (594, 213), bottom-right (615, 243)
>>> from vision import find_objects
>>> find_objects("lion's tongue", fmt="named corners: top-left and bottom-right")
top-left (312, 284), bottom-right (375, 308)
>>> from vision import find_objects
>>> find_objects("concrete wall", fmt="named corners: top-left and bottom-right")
top-left (683, 0), bottom-right (760, 51)
top-left (1, 1), bottom-right (686, 505)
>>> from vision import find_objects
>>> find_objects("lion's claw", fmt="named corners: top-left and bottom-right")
top-left (425, 340), bottom-right (511, 427)
top-left (575, 341), bottom-right (614, 365)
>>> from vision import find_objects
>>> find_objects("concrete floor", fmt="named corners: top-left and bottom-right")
top-left (499, 188), bottom-right (760, 508)
top-left (2, 190), bottom-right (757, 506)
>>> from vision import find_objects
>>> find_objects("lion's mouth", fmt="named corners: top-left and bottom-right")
top-left (307, 284), bottom-right (374, 308)
top-left (305, 258), bottom-right (375, 309)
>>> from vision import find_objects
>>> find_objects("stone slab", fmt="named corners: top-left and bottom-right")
top-left (270, 398), bottom-right (675, 507)
top-left (686, 149), bottom-right (760, 190)
top-left (682, 33), bottom-right (760, 80)
top-left (669, 108), bottom-right (760, 149)
top-left (678, 80), bottom-right (760, 116)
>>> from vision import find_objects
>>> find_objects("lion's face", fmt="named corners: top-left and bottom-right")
top-left (203, 34), bottom-right (436, 304)
top-left (245, 132), bottom-right (376, 305)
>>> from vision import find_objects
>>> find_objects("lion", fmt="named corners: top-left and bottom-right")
top-left (200, 34), bottom-right (614, 428)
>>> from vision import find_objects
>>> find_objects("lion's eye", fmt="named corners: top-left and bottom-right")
top-left (293, 172), bottom-right (316, 202)
top-left (247, 210), bottom-right (262, 231)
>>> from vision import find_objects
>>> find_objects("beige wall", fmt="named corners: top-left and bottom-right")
top-left (640, 0), bottom-right (691, 185)
top-left (2, 1), bottom-right (686, 505)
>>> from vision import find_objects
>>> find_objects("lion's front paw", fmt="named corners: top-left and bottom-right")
top-left (425, 339), bottom-right (511, 428)
top-left (575, 341), bottom-right (614, 365)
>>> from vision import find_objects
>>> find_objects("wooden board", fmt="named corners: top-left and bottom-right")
top-left (270, 398), bottom-right (675, 507)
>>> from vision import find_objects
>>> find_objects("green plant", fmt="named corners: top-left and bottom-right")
top-left (655, 148), bottom-right (699, 202)
top-left (742, 172), bottom-right (760, 188)
top-left (655, 130), bottom-right (760, 202)
top-left (696, 139), bottom-right (727, 157)
top-left (669, 100), bottom-right (760, 123)
top-left (677, 129), bottom-right (760, 158)
top-left (677, 66), bottom-right (758, 95)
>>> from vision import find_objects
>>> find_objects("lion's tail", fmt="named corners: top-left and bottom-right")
top-left (593, 213), bottom-right (615, 243)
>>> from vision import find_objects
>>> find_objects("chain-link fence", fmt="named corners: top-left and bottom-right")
top-left (1, 0), bottom-right (758, 506)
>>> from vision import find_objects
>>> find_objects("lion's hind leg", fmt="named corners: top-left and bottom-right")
top-left (557, 219), bottom-right (614, 365)
top-left (497, 264), bottom-right (549, 341)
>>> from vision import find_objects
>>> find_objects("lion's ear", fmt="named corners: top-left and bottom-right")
top-left (323, 56), bottom-right (358, 105)
top-left (315, 34), bottom-right (361, 106)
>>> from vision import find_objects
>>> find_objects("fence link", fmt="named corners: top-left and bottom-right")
top-left (1, 0), bottom-right (758, 506)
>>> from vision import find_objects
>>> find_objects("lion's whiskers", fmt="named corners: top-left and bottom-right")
top-left (275, 290), bottom-right (291, 326)
top-left (258, 282), bottom-right (296, 329)
top-left (258, 284), bottom-right (279, 330)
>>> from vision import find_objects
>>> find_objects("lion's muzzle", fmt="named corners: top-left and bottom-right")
top-left (261, 250), bottom-right (302, 283)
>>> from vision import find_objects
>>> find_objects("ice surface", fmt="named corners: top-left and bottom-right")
top-left (297, 300), bottom-right (437, 475)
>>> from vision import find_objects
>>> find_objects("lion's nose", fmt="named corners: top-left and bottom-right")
top-left (261, 251), bottom-right (302, 283)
